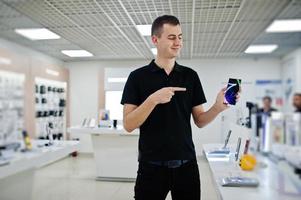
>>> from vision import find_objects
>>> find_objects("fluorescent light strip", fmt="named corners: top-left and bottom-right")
top-left (61, 50), bottom-right (93, 57)
top-left (266, 19), bottom-right (301, 33)
top-left (108, 78), bottom-right (127, 83)
top-left (245, 45), bottom-right (278, 54)
top-left (15, 28), bottom-right (60, 40)
top-left (0, 57), bottom-right (12, 65)
top-left (46, 69), bottom-right (59, 76)
top-left (151, 48), bottom-right (157, 55)
top-left (136, 25), bottom-right (152, 36)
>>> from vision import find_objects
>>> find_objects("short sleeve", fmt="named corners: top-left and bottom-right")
top-left (120, 72), bottom-right (140, 106)
top-left (191, 71), bottom-right (207, 107)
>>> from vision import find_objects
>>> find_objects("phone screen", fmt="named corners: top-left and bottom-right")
top-left (224, 78), bottom-right (241, 105)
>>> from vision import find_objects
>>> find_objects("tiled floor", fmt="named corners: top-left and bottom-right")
top-left (32, 154), bottom-right (219, 200)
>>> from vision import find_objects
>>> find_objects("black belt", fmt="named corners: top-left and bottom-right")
top-left (146, 160), bottom-right (190, 168)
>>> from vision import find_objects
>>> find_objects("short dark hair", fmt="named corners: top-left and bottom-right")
top-left (151, 15), bottom-right (180, 37)
top-left (294, 93), bottom-right (301, 97)
top-left (262, 96), bottom-right (272, 102)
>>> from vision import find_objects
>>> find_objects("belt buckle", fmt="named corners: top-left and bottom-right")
top-left (167, 160), bottom-right (181, 168)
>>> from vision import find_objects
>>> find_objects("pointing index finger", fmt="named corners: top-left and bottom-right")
top-left (172, 87), bottom-right (186, 92)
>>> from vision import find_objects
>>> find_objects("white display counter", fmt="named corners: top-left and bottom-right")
top-left (203, 144), bottom-right (301, 200)
top-left (0, 140), bottom-right (79, 200)
top-left (68, 126), bottom-right (139, 181)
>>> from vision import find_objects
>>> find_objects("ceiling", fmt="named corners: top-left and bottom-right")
top-left (0, 0), bottom-right (300, 61)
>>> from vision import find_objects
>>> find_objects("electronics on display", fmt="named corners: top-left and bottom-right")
top-left (221, 176), bottom-right (259, 187)
top-left (0, 70), bottom-right (24, 145)
top-left (235, 137), bottom-right (242, 161)
top-left (35, 78), bottom-right (67, 140)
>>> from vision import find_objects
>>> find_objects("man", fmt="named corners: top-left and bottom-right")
top-left (121, 15), bottom-right (238, 200)
top-left (293, 93), bottom-right (301, 112)
top-left (256, 96), bottom-right (277, 135)
top-left (258, 96), bottom-right (277, 116)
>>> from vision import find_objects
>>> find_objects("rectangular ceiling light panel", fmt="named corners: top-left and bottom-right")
top-left (15, 28), bottom-right (61, 40)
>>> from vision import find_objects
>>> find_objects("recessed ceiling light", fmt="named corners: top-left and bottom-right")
top-left (245, 45), bottom-right (278, 54)
top-left (61, 50), bottom-right (93, 57)
top-left (15, 28), bottom-right (60, 40)
top-left (136, 25), bottom-right (152, 36)
top-left (266, 19), bottom-right (301, 32)
top-left (151, 48), bottom-right (157, 55)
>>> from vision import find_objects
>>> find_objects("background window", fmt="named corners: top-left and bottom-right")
top-left (105, 91), bottom-right (123, 120)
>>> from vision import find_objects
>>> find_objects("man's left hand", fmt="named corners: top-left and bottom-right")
top-left (213, 87), bottom-right (241, 112)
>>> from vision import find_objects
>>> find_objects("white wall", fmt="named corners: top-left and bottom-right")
top-left (65, 58), bottom-right (282, 153)
top-left (0, 38), bottom-right (63, 67)
top-left (64, 62), bottom-right (101, 152)
top-left (281, 48), bottom-right (301, 112)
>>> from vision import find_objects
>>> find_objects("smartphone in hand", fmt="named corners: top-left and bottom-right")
top-left (224, 78), bottom-right (241, 105)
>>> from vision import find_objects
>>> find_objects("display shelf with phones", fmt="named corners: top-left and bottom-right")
top-left (203, 143), bottom-right (301, 200)
top-left (34, 77), bottom-right (67, 140)
top-left (0, 70), bottom-right (25, 145)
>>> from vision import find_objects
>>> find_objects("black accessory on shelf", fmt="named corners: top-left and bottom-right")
top-left (59, 99), bottom-right (66, 107)
top-left (35, 85), bottom-right (39, 93)
top-left (49, 110), bottom-right (54, 116)
top-left (41, 98), bottom-right (47, 104)
top-left (57, 133), bottom-right (63, 140)
top-left (36, 111), bottom-right (42, 118)
top-left (52, 134), bottom-right (58, 140)
top-left (40, 85), bottom-right (46, 94)
top-left (38, 136), bottom-right (45, 140)
top-left (48, 122), bottom-right (53, 129)
top-left (43, 111), bottom-right (48, 117)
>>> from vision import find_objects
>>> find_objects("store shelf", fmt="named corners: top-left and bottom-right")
top-left (0, 140), bottom-right (79, 179)
top-left (203, 144), bottom-right (301, 200)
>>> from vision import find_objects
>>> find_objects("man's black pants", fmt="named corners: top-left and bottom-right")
top-left (134, 160), bottom-right (200, 200)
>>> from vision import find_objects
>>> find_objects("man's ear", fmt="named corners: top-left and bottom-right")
top-left (151, 35), bottom-right (158, 45)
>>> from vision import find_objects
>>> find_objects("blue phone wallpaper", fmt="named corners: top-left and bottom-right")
top-left (224, 78), bottom-right (241, 105)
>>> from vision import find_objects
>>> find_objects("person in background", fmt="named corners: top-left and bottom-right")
top-left (293, 93), bottom-right (301, 113)
top-left (121, 15), bottom-right (239, 200)
top-left (258, 96), bottom-right (277, 116)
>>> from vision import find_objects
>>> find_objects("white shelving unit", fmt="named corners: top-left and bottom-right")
top-left (35, 77), bottom-right (67, 140)
top-left (0, 70), bottom-right (25, 144)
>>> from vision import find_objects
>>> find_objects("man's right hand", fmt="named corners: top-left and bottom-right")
top-left (149, 87), bottom-right (186, 105)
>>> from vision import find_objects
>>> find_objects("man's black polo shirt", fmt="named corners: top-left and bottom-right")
top-left (121, 60), bottom-right (206, 162)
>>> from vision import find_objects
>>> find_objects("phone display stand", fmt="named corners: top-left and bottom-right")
top-left (221, 176), bottom-right (259, 187)
top-left (207, 148), bottom-right (230, 157)
top-left (207, 130), bottom-right (232, 157)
